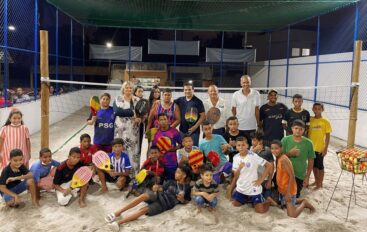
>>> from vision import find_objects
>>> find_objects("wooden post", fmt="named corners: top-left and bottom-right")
top-left (40, 30), bottom-right (49, 148)
top-left (347, 40), bottom-right (362, 148)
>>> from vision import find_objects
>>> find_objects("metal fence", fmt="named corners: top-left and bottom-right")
top-left (0, 0), bottom-right (366, 111)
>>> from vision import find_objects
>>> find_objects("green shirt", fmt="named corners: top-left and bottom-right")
top-left (281, 135), bottom-right (315, 180)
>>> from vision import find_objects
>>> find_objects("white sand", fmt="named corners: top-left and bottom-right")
top-left (0, 109), bottom-right (367, 232)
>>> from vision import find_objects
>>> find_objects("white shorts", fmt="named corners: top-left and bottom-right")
top-left (56, 181), bottom-right (80, 206)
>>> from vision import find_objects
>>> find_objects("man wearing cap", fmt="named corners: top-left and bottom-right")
top-left (259, 89), bottom-right (288, 146)
top-left (231, 75), bottom-right (261, 145)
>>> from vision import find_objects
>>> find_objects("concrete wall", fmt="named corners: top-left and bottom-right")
top-left (250, 51), bottom-right (367, 148)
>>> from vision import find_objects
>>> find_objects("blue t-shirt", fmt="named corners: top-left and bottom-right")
top-left (199, 134), bottom-right (228, 169)
top-left (109, 152), bottom-right (131, 173)
top-left (174, 95), bottom-right (205, 135)
top-left (30, 159), bottom-right (60, 183)
top-left (92, 107), bottom-right (115, 145)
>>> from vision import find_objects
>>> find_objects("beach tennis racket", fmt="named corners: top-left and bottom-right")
top-left (185, 107), bottom-right (198, 126)
top-left (189, 150), bottom-right (204, 172)
top-left (135, 98), bottom-right (149, 117)
top-left (135, 169), bottom-right (148, 185)
top-left (90, 96), bottom-right (100, 116)
top-left (156, 136), bottom-right (172, 153)
top-left (206, 107), bottom-right (221, 125)
top-left (92, 150), bottom-right (111, 171)
top-left (71, 166), bottom-right (93, 189)
top-left (207, 151), bottom-right (220, 167)
top-left (145, 127), bottom-right (158, 143)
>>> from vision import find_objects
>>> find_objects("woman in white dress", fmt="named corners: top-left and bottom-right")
top-left (113, 81), bottom-right (142, 175)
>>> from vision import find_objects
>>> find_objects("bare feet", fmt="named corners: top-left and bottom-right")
top-left (101, 186), bottom-right (108, 193)
top-left (303, 199), bottom-right (315, 213)
top-left (312, 186), bottom-right (322, 191)
top-left (32, 200), bottom-right (40, 207)
top-left (208, 207), bottom-right (219, 224)
top-left (194, 207), bottom-right (202, 215)
top-left (79, 199), bottom-right (87, 208)
top-left (309, 182), bottom-right (316, 187)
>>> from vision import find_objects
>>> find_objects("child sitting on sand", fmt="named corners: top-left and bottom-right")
top-left (105, 164), bottom-right (192, 231)
top-left (30, 148), bottom-right (60, 198)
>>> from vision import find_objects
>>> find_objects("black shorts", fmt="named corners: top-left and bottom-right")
top-left (146, 191), bottom-right (165, 216)
top-left (314, 152), bottom-right (324, 170)
top-left (105, 173), bottom-right (131, 184)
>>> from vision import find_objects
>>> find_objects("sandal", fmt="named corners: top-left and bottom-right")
top-left (105, 213), bottom-right (116, 223)
top-left (108, 221), bottom-right (120, 232)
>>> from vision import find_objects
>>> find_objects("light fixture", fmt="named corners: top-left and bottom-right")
top-left (8, 25), bottom-right (15, 31)
top-left (188, 80), bottom-right (193, 84)
top-left (106, 42), bottom-right (113, 48)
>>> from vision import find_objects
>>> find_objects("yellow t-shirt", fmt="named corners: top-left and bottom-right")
top-left (308, 117), bottom-right (332, 152)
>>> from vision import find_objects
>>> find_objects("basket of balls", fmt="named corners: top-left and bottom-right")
top-left (337, 148), bottom-right (367, 174)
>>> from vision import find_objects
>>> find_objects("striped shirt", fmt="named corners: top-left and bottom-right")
top-left (193, 179), bottom-right (219, 194)
top-left (108, 152), bottom-right (131, 173)
top-left (0, 125), bottom-right (30, 169)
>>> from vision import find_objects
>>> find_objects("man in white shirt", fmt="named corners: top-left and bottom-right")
top-left (203, 85), bottom-right (227, 136)
top-left (231, 75), bottom-right (261, 145)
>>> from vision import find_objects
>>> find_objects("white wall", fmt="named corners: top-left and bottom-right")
top-left (250, 51), bottom-right (367, 148)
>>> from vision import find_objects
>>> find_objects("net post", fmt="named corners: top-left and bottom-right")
top-left (40, 30), bottom-right (50, 148)
top-left (347, 40), bottom-right (362, 148)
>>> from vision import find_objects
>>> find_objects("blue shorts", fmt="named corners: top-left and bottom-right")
top-left (232, 190), bottom-right (264, 205)
top-left (279, 194), bottom-right (297, 207)
top-left (261, 181), bottom-right (272, 199)
top-left (194, 196), bottom-right (218, 208)
top-left (2, 180), bottom-right (28, 202)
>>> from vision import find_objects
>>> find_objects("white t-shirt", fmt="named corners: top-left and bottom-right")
top-left (231, 89), bottom-right (261, 130)
top-left (203, 97), bottom-right (227, 129)
top-left (232, 152), bottom-right (247, 172)
top-left (235, 152), bottom-right (266, 196)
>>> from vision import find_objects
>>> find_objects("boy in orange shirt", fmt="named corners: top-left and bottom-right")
top-left (271, 140), bottom-right (315, 218)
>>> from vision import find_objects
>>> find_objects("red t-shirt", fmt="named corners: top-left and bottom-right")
top-left (79, 144), bottom-right (98, 165)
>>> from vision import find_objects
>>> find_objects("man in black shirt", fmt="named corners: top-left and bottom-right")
top-left (259, 89), bottom-right (288, 146)
top-left (283, 94), bottom-right (310, 136)
top-left (174, 82), bottom-right (205, 146)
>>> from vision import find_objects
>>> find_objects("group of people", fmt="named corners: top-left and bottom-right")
top-left (0, 74), bottom-right (332, 231)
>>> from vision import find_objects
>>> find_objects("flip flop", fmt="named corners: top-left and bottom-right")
top-left (105, 213), bottom-right (116, 223)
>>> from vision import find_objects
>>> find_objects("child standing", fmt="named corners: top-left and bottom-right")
top-left (176, 134), bottom-right (199, 165)
top-left (193, 163), bottom-right (219, 214)
top-left (97, 138), bottom-right (131, 192)
top-left (30, 148), bottom-right (60, 196)
top-left (308, 103), bottom-right (332, 190)
top-left (152, 113), bottom-right (182, 180)
top-left (227, 138), bottom-right (276, 213)
top-left (79, 133), bottom-right (98, 165)
top-left (87, 93), bottom-right (115, 153)
top-left (53, 147), bottom-right (88, 208)
top-left (0, 109), bottom-right (31, 168)
top-left (223, 116), bottom-right (248, 163)
top-left (271, 140), bottom-right (315, 217)
top-left (105, 164), bottom-right (192, 231)
top-left (283, 94), bottom-right (310, 136)
top-left (0, 149), bottom-right (38, 207)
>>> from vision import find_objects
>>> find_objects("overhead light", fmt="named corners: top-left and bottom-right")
top-left (106, 42), bottom-right (113, 48)
top-left (188, 80), bottom-right (193, 84)
top-left (8, 25), bottom-right (15, 31)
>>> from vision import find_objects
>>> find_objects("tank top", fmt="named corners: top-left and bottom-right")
top-left (153, 102), bottom-right (175, 128)
top-left (276, 155), bottom-right (297, 195)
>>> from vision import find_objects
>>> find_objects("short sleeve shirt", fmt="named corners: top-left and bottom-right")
top-left (0, 165), bottom-right (29, 190)
top-left (308, 117), bottom-right (332, 152)
top-left (231, 89), bottom-right (261, 130)
top-left (176, 146), bottom-right (199, 164)
top-left (53, 161), bottom-right (84, 186)
top-left (236, 152), bottom-right (267, 195)
top-left (199, 135), bottom-right (228, 169)
top-left (203, 97), bottom-right (227, 129)
top-left (281, 135), bottom-right (315, 180)
top-left (30, 159), bottom-right (60, 182)
top-left (284, 108), bottom-right (310, 134)
top-left (193, 179), bottom-right (219, 194)
top-left (109, 152), bottom-right (132, 173)
top-left (152, 127), bottom-right (182, 168)
top-left (260, 103), bottom-right (287, 142)
top-left (174, 95), bottom-right (205, 135)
